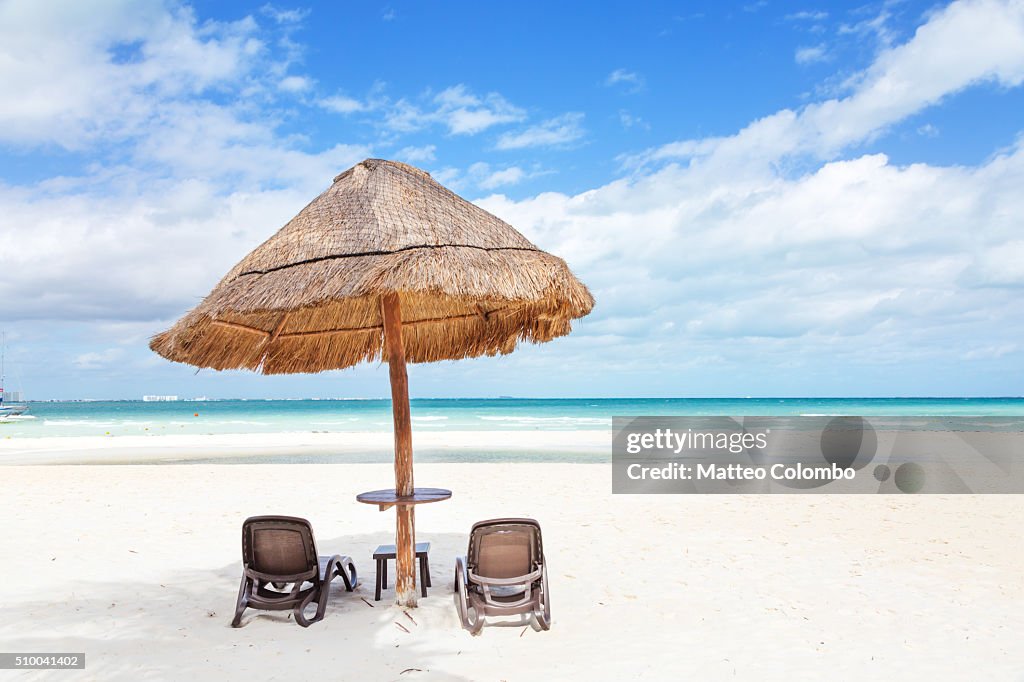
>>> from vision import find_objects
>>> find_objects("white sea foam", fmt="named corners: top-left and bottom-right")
top-left (478, 416), bottom-right (610, 424)
top-left (43, 420), bottom-right (120, 427)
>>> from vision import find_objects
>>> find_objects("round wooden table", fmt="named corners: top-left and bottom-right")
top-left (356, 487), bottom-right (452, 511)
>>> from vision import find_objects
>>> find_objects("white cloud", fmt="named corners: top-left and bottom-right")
top-left (795, 44), bottom-right (829, 65)
top-left (278, 74), bottom-right (312, 92)
top-left (318, 94), bottom-right (366, 113)
top-left (629, 0), bottom-right (1024, 168)
top-left (786, 10), bottom-right (829, 21)
top-left (496, 113), bottom-right (585, 149)
top-left (429, 85), bottom-right (525, 135)
top-left (468, 1), bottom-right (1024, 377)
top-left (963, 343), bottom-right (1018, 360)
top-left (0, 0), bottom-right (266, 149)
top-left (383, 85), bottom-right (526, 136)
top-left (479, 140), bottom-right (1024, 370)
top-left (318, 83), bottom-right (535, 141)
top-left (395, 145), bottom-right (437, 163)
top-left (619, 110), bottom-right (649, 130)
top-left (470, 163), bottom-right (526, 190)
top-left (434, 163), bottom-right (535, 192)
top-left (74, 348), bottom-right (125, 370)
top-left (0, 0), bottom-right (372, 322)
top-left (605, 68), bottom-right (644, 91)
top-left (838, 7), bottom-right (896, 48)
top-left (260, 5), bottom-right (310, 24)
top-left (430, 166), bottom-right (462, 189)
top-left (0, 174), bottom-right (374, 322)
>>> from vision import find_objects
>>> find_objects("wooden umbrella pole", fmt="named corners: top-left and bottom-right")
top-left (381, 292), bottom-right (417, 607)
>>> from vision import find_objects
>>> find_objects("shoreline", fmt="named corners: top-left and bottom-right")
top-left (0, 429), bottom-right (609, 465)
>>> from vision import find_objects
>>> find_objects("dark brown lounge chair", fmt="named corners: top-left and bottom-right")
top-left (231, 515), bottom-right (358, 628)
top-left (454, 518), bottom-right (550, 634)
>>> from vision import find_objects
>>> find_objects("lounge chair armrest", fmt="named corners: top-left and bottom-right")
top-left (246, 566), bottom-right (317, 584)
top-left (467, 569), bottom-right (542, 586)
top-left (320, 554), bottom-right (358, 591)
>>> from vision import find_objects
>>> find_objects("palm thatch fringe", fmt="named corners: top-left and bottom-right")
top-left (150, 158), bottom-right (593, 374)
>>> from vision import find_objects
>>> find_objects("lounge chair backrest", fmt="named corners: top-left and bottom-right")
top-left (242, 516), bottom-right (318, 580)
top-left (467, 518), bottom-right (542, 579)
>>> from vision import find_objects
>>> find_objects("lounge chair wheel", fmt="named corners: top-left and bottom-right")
top-left (468, 608), bottom-right (484, 635)
top-left (454, 557), bottom-right (471, 629)
top-left (535, 565), bottom-right (551, 630)
top-left (454, 555), bottom-right (484, 634)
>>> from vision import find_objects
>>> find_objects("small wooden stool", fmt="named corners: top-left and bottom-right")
top-left (373, 542), bottom-right (431, 601)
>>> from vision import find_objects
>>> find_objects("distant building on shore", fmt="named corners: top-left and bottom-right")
top-left (4, 390), bottom-right (23, 402)
top-left (142, 395), bottom-right (179, 402)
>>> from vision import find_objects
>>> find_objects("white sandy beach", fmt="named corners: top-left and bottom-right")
top-left (1, 459), bottom-right (1023, 680)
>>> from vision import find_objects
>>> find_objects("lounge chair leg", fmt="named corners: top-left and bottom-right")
top-left (294, 588), bottom-right (319, 628)
top-left (419, 556), bottom-right (428, 598)
top-left (231, 575), bottom-right (251, 628)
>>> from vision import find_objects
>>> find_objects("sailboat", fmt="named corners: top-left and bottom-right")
top-left (0, 333), bottom-right (31, 422)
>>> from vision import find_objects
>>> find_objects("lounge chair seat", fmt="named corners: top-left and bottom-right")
top-left (231, 515), bottom-right (358, 628)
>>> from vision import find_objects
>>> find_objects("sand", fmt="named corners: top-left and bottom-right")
top-left (1, 458), bottom-right (1023, 681)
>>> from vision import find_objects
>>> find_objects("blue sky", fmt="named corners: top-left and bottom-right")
top-left (2, 0), bottom-right (1024, 399)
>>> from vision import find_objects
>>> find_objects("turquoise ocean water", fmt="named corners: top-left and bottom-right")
top-left (4, 398), bottom-right (1024, 439)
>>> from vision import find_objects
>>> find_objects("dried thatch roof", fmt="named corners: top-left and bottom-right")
top-left (150, 158), bottom-right (594, 374)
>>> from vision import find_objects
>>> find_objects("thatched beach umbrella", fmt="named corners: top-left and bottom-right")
top-left (151, 159), bottom-right (593, 606)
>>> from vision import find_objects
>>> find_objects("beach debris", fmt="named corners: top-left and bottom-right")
top-left (519, 627), bottom-right (527, 637)
top-left (207, 610), bottom-right (216, 618)
top-left (394, 622), bottom-right (410, 633)
top-left (403, 610), bottom-right (417, 626)
top-left (399, 669), bottom-right (423, 675)
top-left (360, 597), bottom-right (374, 608)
